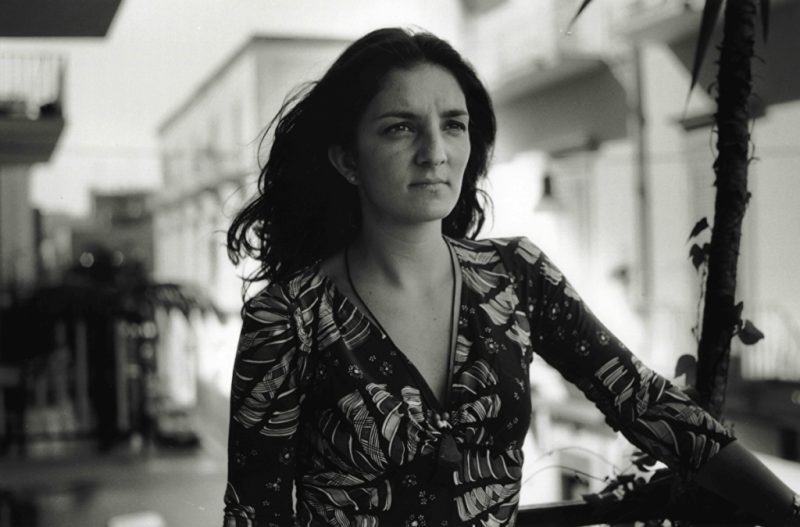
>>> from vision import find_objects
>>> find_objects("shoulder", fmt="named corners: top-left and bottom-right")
top-left (449, 236), bottom-right (541, 253)
top-left (488, 236), bottom-right (543, 260)
top-left (243, 261), bottom-right (326, 323)
top-left (235, 263), bottom-right (325, 373)
top-left (449, 236), bottom-right (545, 267)
top-left (447, 237), bottom-right (500, 269)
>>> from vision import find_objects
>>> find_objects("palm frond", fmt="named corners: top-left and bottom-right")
top-left (566, 0), bottom-right (596, 34)
top-left (689, 0), bottom-right (725, 95)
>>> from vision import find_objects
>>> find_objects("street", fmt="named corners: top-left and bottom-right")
top-left (1, 383), bottom-right (229, 527)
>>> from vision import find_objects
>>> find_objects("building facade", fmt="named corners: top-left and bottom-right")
top-left (155, 35), bottom-right (349, 314)
top-left (0, 54), bottom-right (65, 300)
top-left (154, 35), bottom-right (350, 398)
top-left (0, 0), bottom-right (122, 455)
top-left (0, 0), bottom-right (121, 303)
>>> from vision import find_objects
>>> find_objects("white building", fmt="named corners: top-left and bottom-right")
top-left (154, 35), bottom-right (350, 400)
top-left (156, 35), bottom-right (350, 314)
top-left (0, 0), bottom-right (122, 447)
top-left (0, 0), bottom-right (121, 301)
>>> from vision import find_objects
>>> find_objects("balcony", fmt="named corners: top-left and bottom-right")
top-left (0, 0), bottom-right (122, 37)
top-left (0, 53), bottom-right (66, 164)
top-left (611, 0), bottom-right (795, 44)
top-left (734, 305), bottom-right (800, 382)
top-left (464, 0), bottom-right (615, 103)
top-left (157, 147), bottom-right (249, 208)
top-left (609, 0), bottom-right (705, 42)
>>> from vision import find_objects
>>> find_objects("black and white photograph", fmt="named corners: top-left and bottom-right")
top-left (1, 1), bottom-right (799, 525)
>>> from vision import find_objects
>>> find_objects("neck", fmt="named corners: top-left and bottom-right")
top-left (350, 220), bottom-right (451, 291)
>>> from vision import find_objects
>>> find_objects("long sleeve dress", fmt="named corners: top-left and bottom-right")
top-left (223, 237), bottom-right (734, 527)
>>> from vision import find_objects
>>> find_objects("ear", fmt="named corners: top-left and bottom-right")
top-left (327, 145), bottom-right (358, 185)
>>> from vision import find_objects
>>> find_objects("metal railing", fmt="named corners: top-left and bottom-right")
top-left (465, 0), bottom-right (614, 90)
top-left (647, 303), bottom-right (800, 383)
top-left (609, 0), bottom-right (705, 35)
top-left (161, 147), bottom-right (247, 194)
top-left (0, 53), bottom-right (65, 119)
top-left (734, 304), bottom-right (800, 382)
top-left (516, 468), bottom-right (759, 525)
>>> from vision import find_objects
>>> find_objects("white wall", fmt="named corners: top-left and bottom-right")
top-left (160, 47), bottom-right (258, 198)
top-left (155, 37), bottom-right (348, 315)
top-left (750, 100), bottom-right (800, 314)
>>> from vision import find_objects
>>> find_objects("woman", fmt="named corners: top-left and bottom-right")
top-left (224, 27), bottom-right (799, 526)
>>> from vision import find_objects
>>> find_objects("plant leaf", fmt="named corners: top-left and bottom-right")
top-left (688, 0), bottom-right (725, 97)
top-left (674, 354), bottom-right (697, 379)
top-left (566, 0), bottom-right (596, 33)
top-left (759, 0), bottom-right (770, 41)
top-left (689, 243), bottom-right (708, 270)
top-left (739, 319), bottom-right (765, 345)
top-left (688, 217), bottom-right (710, 241)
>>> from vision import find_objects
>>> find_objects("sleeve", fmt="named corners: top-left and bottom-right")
top-left (506, 237), bottom-right (735, 475)
top-left (223, 282), bottom-right (308, 527)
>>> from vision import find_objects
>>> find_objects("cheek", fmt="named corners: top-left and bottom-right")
top-left (453, 141), bottom-right (471, 173)
top-left (358, 141), bottom-right (405, 171)
top-left (452, 133), bottom-right (471, 159)
top-left (461, 143), bottom-right (472, 165)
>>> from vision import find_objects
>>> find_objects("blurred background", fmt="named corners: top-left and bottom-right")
top-left (1, 0), bottom-right (799, 525)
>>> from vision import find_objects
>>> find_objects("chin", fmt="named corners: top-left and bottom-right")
top-left (368, 195), bottom-right (459, 227)
top-left (406, 203), bottom-right (458, 224)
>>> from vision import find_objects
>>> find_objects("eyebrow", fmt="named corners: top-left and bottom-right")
top-left (375, 109), bottom-right (469, 120)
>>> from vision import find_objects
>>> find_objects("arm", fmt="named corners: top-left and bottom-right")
top-left (505, 237), bottom-right (798, 523)
top-left (695, 440), bottom-right (800, 526)
top-left (224, 283), bottom-right (306, 527)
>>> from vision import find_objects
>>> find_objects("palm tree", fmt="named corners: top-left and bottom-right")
top-left (692, 0), bottom-right (763, 419)
top-left (572, 0), bottom-right (768, 420)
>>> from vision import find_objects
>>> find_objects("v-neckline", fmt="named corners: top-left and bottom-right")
top-left (315, 238), bottom-right (464, 412)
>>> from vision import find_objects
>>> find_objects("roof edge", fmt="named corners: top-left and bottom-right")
top-left (157, 33), bottom-right (351, 136)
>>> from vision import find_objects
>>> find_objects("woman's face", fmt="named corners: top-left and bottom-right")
top-left (348, 63), bottom-right (471, 230)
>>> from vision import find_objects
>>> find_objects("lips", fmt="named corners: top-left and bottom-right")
top-left (409, 180), bottom-right (448, 186)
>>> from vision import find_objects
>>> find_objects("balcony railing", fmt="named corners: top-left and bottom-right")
top-left (465, 0), bottom-right (617, 90)
top-left (159, 147), bottom-right (249, 204)
top-left (609, 0), bottom-right (705, 40)
top-left (648, 303), bottom-right (800, 383)
top-left (0, 53), bottom-right (66, 163)
top-left (0, 53), bottom-right (64, 119)
top-left (734, 304), bottom-right (800, 382)
top-left (516, 467), bottom-right (759, 525)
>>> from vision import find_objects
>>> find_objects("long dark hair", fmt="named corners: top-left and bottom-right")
top-left (227, 27), bottom-right (496, 289)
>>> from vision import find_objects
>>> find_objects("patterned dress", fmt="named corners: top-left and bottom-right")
top-left (223, 237), bottom-right (734, 526)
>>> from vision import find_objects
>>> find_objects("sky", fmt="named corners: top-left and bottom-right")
top-left (1, 0), bottom-right (462, 215)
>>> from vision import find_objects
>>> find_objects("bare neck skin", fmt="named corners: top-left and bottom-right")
top-left (348, 218), bottom-right (452, 295)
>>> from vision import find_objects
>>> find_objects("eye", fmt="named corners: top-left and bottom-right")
top-left (383, 122), bottom-right (414, 135)
top-left (444, 120), bottom-right (468, 134)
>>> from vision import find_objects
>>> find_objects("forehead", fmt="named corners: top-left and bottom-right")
top-left (366, 64), bottom-right (467, 114)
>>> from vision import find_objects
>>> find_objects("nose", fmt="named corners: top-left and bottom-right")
top-left (415, 127), bottom-right (447, 167)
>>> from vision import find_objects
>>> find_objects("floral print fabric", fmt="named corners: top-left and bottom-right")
top-left (223, 237), bottom-right (734, 526)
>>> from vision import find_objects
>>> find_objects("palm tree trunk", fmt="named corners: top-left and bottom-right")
top-left (696, 0), bottom-right (758, 419)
